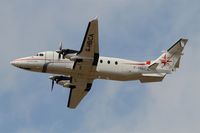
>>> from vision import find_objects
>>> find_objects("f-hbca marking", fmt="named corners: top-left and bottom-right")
top-left (85, 34), bottom-right (94, 52)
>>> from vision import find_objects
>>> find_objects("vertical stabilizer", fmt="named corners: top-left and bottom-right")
top-left (152, 38), bottom-right (188, 71)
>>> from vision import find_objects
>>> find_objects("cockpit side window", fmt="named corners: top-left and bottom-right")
top-left (36, 53), bottom-right (44, 56)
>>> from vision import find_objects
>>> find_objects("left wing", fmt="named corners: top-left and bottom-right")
top-left (67, 78), bottom-right (93, 108)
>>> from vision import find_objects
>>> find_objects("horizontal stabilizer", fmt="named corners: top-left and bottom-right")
top-left (140, 73), bottom-right (166, 83)
top-left (148, 63), bottom-right (159, 70)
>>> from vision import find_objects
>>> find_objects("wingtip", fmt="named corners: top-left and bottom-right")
top-left (180, 38), bottom-right (188, 43)
top-left (94, 16), bottom-right (98, 20)
top-left (89, 16), bottom-right (98, 22)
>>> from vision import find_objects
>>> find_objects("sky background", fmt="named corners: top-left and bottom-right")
top-left (1, 0), bottom-right (200, 133)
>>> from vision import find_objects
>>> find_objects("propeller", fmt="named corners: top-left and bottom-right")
top-left (51, 79), bottom-right (54, 92)
top-left (56, 42), bottom-right (78, 60)
top-left (56, 42), bottom-right (63, 59)
top-left (49, 75), bottom-right (72, 91)
top-left (49, 76), bottom-right (57, 92)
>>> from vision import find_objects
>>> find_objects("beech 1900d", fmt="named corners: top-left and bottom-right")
top-left (11, 18), bottom-right (188, 109)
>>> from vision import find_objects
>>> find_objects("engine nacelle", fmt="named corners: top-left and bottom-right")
top-left (64, 53), bottom-right (77, 60)
top-left (63, 83), bottom-right (75, 88)
top-left (61, 49), bottom-right (78, 59)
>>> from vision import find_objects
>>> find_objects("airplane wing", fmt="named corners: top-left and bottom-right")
top-left (67, 18), bottom-right (99, 108)
top-left (49, 75), bottom-right (93, 108)
top-left (67, 78), bottom-right (93, 108)
top-left (73, 18), bottom-right (99, 74)
top-left (77, 18), bottom-right (99, 65)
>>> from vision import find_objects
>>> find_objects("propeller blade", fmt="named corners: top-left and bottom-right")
top-left (58, 42), bottom-right (63, 59)
top-left (51, 79), bottom-right (54, 92)
top-left (62, 53), bottom-right (65, 59)
top-left (59, 42), bottom-right (62, 50)
top-left (58, 53), bottom-right (61, 59)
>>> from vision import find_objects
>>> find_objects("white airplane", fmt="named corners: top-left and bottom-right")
top-left (11, 18), bottom-right (188, 109)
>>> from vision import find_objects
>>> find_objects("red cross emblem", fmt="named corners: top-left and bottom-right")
top-left (160, 54), bottom-right (172, 66)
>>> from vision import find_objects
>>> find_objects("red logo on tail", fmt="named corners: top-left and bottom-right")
top-left (160, 54), bottom-right (172, 66)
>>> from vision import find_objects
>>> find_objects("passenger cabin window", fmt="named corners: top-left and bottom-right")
top-left (107, 60), bottom-right (110, 64)
top-left (115, 61), bottom-right (118, 65)
top-left (100, 60), bottom-right (103, 63)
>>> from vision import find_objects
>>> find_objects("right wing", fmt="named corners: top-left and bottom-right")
top-left (72, 18), bottom-right (99, 77)
top-left (77, 18), bottom-right (99, 61)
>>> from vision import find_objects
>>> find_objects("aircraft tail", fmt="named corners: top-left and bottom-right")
top-left (150, 38), bottom-right (188, 72)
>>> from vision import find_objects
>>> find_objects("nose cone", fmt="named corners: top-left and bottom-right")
top-left (10, 58), bottom-right (32, 71)
top-left (10, 60), bottom-right (17, 67)
top-left (10, 58), bottom-right (23, 68)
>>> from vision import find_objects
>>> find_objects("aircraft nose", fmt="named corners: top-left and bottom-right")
top-left (10, 59), bottom-right (19, 67)
top-left (10, 59), bottom-right (22, 67)
top-left (10, 58), bottom-right (32, 70)
top-left (10, 60), bottom-right (16, 66)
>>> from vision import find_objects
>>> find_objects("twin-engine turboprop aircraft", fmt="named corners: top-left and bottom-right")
top-left (11, 18), bottom-right (188, 109)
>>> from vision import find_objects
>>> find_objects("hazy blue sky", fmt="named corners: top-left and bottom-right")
top-left (1, 0), bottom-right (200, 133)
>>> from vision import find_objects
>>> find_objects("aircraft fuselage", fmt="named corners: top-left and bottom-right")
top-left (11, 51), bottom-right (172, 82)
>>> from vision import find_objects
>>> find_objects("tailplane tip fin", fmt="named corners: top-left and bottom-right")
top-left (148, 63), bottom-right (159, 70)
